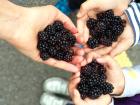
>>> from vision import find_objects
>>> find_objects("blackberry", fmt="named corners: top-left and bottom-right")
top-left (37, 21), bottom-right (76, 62)
top-left (40, 52), bottom-right (50, 60)
top-left (44, 25), bottom-right (55, 35)
top-left (101, 82), bottom-right (114, 95)
top-left (77, 60), bottom-right (114, 100)
top-left (38, 31), bottom-right (48, 41)
top-left (65, 33), bottom-right (76, 47)
top-left (62, 50), bottom-right (73, 62)
top-left (87, 37), bottom-right (99, 49)
top-left (96, 21), bottom-right (107, 33)
top-left (37, 41), bottom-right (49, 52)
top-left (100, 36), bottom-right (112, 47)
top-left (87, 9), bottom-right (126, 49)
top-left (87, 18), bottom-right (97, 29)
top-left (88, 87), bottom-right (102, 99)
top-left (53, 21), bottom-right (64, 32)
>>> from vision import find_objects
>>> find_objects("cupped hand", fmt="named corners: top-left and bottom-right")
top-left (4, 4), bottom-right (83, 72)
top-left (97, 55), bottom-right (125, 95)
top-left (68, 73), bottom-right (112, 105)
top-left (76, 0), bottom-right (134, 57)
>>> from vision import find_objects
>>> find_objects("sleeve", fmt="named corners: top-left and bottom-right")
top-left (124, 2), bottom-right (140, 45)
top-left (115, 65), bottom-right (140, 98)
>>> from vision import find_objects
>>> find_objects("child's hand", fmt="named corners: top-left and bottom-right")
top-left (97, 56), bottom-right (125, 95)
top-left (76, 0), bottom-right (134, 57)
top-left (68, 73), bottom-right (112, 105)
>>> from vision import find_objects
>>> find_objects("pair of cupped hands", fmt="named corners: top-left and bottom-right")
top-left (2, 0), bottom-right (133, 104)
top-left (5, 0), bottom-right (133, 72)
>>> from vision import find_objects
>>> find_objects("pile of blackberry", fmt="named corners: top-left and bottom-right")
top-left (77, 61), bottom-right (114, 99)
top-left (87, 10), bottom-right (126, 48)
top-left (37, 21), bottom-right (76, 62)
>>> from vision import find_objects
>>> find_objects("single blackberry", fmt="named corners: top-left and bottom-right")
top-left (40, 52), bottom-right (50, 60)
top-left (87, 37), bottom-right (99, 49)
top-left (38, 31), bottom-right (48, 41)
top-left (48, 47), bottom-right (57, 57)
top-left (88, 87), bottom-right (102, 99)
top-left (55, 51), bottom-right (64, 60)
top-left (47, 36), bottom-right (57, 46)
top-left (100, 36), bottom-right (112, 47)
top-left (81, 65), bottom-right (93, 75)
top-left (96, 21), bottom-right (107, 33)
top-left (101, 82), bottom-right (114, 95)
top-left (65, 33), bottom-right (76, 47)
top-left (77, 83), bottom-right (89, 99)
top-left (53, 21), bottom-right (64, 32)
top-left (44, 25), bottom-right (55, 35)
top-left (89, 30), bottom-right (100, 38)
top-left (87, 18), bottom-right (97, 29)
top-left (37, 41), bottom-right (49, 52)
top-left (112, 25), bottom-right (124, 36)
top-left (62, 50), bottom-right (73, 62)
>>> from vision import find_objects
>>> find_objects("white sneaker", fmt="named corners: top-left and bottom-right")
top-left (40, 93), bottom-right (73, 105)
top-left (43, 77), bottom-right (69, 96)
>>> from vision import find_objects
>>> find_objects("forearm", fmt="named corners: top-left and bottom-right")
top-left (124, 2), bottom-right (140, 45)
top-left (116, 65), bottom-right (140, 98)
top-left (0, 0), bottom-right (26, 41)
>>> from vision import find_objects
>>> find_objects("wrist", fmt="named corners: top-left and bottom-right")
top-left (0, 1), bottom-right (27, 42)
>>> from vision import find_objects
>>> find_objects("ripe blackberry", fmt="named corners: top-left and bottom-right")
top-left (62, 50), bottom-right (73, 62)
top-left (100, 36), bottom-right (112, 47)
top-left (77, 60), bottom-right (114, 100)
top-left (88, 87), bottom-right (103, 99)
top-left (38, 31), bottom-right (48, 41)
top-left (87, 18), bottom-right (97, 29)
top-left (65, 33), bottom-right (76, 47)
top-left (37, 41), bottom-right (49, 52)
top-left (48, 47), bottom-right (57, 57)
top-left (96, 21), bottom-right (107, 33)
top-left (87, 9), bottom-right (126, 49)
top-left (87, 37), bottom-right (99, 49)
top-left (101, 82), bottom-right (114, 95)
top-left (40, 52), bottom-right (50, 60)
top-left (44, 25), bottom-right (55, 35)
top-left (53, 21), bottom-right (64, 32)
top-left (37, 21), bottom-right (76, 62)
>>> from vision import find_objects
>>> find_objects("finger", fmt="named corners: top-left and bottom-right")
top-left (83, 25), bottom-right (90, 43)
top-left (96, 55), bottom-right (118, 70)
top-left (72, 56), bottom-right (84, 65)
top-left (69, 78), bottom-right (80, 97)
top-left (56, 9), bottom-right (78, 34)
top-left (77, 0), bottom-right (96, 18)
top-left (86, 52), bottom-right (101, 63)
top-left (93, 46), bottom-right (112, 55)
top-left (44, 58), bottom-right (79, 72)
top-left (81, 59), bottom-right (88, 66)
top-left (73, 89), bottom-right (83, 105)
top-left (77, 15), bottom-right (88, 43)
top-left (70, 72), bottom-right (80, 81)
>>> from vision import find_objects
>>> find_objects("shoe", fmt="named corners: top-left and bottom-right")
top-left (55, 0), bottom-right (72, 15)
top-left (43, 77), bottom-right (69, 96)
top-left (40, 93), bottom-right (73, 105)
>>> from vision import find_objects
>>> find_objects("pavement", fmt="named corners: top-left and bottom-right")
top-left (0, 0), bottom-right (139, 105)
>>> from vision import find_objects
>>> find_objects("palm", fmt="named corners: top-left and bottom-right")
top-left (9, 6), bottom-right (82, 72)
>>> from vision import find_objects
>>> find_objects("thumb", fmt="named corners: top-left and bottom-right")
top-left (96, 55), bottom-right (117, 70)
top-left (73, 89), bottom-right (82, 105)
top-left (77, 0), bottom-right (96, 18)
top-left (56, 8), bottom-right (78, 34)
